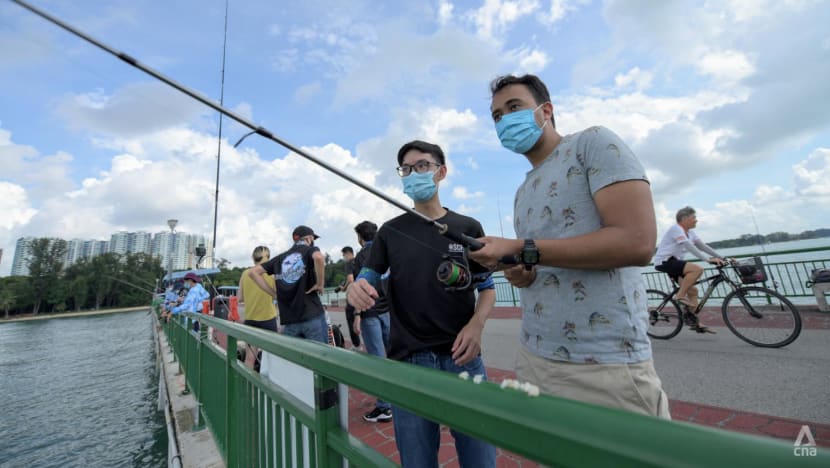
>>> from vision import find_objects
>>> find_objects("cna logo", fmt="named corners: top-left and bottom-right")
top-left (793, 425), bottom-right (817, 457)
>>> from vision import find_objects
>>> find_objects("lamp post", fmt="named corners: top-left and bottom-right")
top-left (166, 219), bottom-right (178, 286)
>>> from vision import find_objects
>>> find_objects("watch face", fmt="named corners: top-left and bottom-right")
top-left (522, 250), bottom-right (539, 264)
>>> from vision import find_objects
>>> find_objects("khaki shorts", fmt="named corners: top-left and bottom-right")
top-left (516, 346), bottom-right (671, 419)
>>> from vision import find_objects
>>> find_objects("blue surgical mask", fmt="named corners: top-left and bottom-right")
top-left (495, 103), bottom-right (548, 154)
top-left (402, 171), bottom-right (437, 202)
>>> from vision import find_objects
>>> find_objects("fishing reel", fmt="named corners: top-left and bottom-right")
top-left (436, 249), bottom-right (484, 292)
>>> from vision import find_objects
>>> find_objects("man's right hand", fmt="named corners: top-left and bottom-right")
top-left (347, 278), bottom-right (378, 311)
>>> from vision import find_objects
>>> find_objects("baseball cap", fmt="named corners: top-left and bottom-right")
top-left (292, 225), bottom-right (320, 239)
top-left (183, 272), bottom-right (202, 283)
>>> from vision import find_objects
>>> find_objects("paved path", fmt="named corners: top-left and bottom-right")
top-left (328, 306), bottom-right (830, 466)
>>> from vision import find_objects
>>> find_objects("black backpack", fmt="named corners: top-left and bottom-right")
top-left (806, 268), bottom-right (830, 288)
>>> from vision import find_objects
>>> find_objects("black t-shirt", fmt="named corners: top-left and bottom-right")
top-left (363, 209), bottom-right (489, 360)
top-left (262, 241), bottom-right (324, 324)
top-left (352, 241), bottom-right (389, 319)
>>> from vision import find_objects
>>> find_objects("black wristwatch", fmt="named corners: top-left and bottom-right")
top-left (520, 239), bottom-right (540, 271)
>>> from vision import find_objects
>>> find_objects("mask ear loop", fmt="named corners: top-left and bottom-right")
top-left (535, 102), bottom-right (551, 130)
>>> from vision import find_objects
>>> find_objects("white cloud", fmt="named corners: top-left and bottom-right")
top-left (0, 182), bottom-right (36, 230)
top-left (470, 0), bottom-right (540, 41)
top-left (294, 81), bottom-right (322, 104)
top-left (696, 50), bottom-right (755, 84)
top-left (614, 67), bottom-right (653, 91)
top-left (516, 48), bottom-right (549, 72)
top-left (54, 82), bottom-right (206, 137)
top-left (541, 0), bottom-right (588, 25)
top-left (452, 186), bottom-right (485, 200)
top-left (438, 1), bottom-right (454, 25)
top-left (793, 148), bottom-right (830, 196)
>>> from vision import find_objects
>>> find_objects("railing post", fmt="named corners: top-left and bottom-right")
top-left (313, 374), bottom-right (341, 468)
top-left (225, 335), bottom-right (237, 467)
top-left (192, 315), bottom-right (207, 430)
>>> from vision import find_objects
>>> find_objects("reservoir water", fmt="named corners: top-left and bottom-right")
top-left (0, 310), bottom-right (166, 467)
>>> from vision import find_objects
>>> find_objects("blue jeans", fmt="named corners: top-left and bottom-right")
top-left (393, 351), bottom-right (496, 468)
top-left (281, 313), bottom-right (328, 344)
top-left (360, 313), bottom-right (391, 411)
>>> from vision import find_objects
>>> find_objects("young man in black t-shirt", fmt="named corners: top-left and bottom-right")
top-left (249, 225), bottom-right (328, 343)
top-left (348, 141), bottom-right (496, 468)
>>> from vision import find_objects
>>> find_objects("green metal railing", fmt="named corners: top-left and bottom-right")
top-left (159, 311), bottom-right (827, 467)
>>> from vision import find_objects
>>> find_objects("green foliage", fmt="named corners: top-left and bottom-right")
top-left (326, 256), bottom-right (349, 288)
top-left (0, 239), bottom-right (164, 318)
top-left (27, 238), bottom-right (68, 314)
top-left (210, 266), bottom-right (245, 290)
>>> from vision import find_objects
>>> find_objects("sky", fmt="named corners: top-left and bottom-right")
top-left (1, 0), bottom-right (829, 276)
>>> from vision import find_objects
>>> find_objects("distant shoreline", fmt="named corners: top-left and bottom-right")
top-left (0, 305), bottom-right (149, 323)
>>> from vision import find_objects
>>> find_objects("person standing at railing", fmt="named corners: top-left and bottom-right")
top-left (653, 206), bottom-right (725, 332)
top-left (337, 246), bottom-right (361, 349)
top-left (238, 245), bottom-right (279, 371)
top-left (161, 272), bottom-right (209, 323)
top-left (469, 74), bottom-right (671, 419)
top-left (348, 140), bottom-right (497, 468)
top-left (249, 226), bottom-right (328, 343)
top-left (349, 220), bottom-right (393, 423)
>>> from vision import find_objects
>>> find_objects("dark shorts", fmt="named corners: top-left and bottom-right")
top-left (244, 317), bottom-right (279, 332)
top-left (655, 256), bottom-right (686, 280)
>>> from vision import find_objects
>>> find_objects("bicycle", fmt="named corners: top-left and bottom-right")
top-left (646, 259), bottom-right (802, 348)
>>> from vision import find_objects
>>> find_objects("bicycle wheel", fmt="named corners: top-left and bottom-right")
top-left (646, 289), bottom-right (683, 339)
top-left (721, 286), bottom-right (802, 348)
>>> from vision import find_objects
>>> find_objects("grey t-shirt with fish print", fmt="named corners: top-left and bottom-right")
top-left (515, 126), bottom-right (652, 364)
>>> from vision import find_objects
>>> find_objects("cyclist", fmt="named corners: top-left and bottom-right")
top-left (653, 206), bottom-right (725, 333)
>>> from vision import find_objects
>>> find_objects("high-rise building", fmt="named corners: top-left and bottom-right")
top-left (110, 231), bottom-right (130, 255)
top-left (65, 239), bottom-right (86, 266)
top-left (11, 237), bottom-right (34, 276)
top-left (130, 232), bottom-right (153, 255)
top-left (9, 230), bottom-right (211, 277)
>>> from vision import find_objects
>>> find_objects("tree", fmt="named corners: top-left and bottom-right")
top-left (0, 282), bottom-right (15, 319)
top-left (216, 258), bottom-right (232, 270)
top-left (70, 276), bottom-right (89, 312)
top-left (26, 238), bottom-right (68, 314)
top-left (0, 276), bottom-right (32, 318)
top-left (89, 253), bottom-right (121, 309)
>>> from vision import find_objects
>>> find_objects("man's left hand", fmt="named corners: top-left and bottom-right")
top-left (451, 320), bottom-right (485, 366)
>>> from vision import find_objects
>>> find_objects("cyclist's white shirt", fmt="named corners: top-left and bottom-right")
top-left (514, 126), bottom-right (652, 365)
top-left (653, 224), bottom-right (700, 265)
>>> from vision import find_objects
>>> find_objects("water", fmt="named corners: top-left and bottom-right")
top-left (0, 310), bottom-right (166, 467)
top-left (714, 237), bottom-right (830, 262)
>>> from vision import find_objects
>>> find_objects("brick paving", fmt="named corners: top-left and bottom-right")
top-left (345, 366), bottom-right (829, 467)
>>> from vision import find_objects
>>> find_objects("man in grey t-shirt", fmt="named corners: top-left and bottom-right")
top-left (470, 74), bottom-right (670, 419)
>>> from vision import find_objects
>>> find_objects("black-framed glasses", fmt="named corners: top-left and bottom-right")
top-left (396, 160), bottom-right (442, 177)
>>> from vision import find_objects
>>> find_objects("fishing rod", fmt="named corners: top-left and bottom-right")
top-left (11, 0), bottom-right (483, 252)
top-left (211, 0), bottom-right (230, 254)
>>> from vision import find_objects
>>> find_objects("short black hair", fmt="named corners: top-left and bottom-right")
top-left (354, 220), bottom-right (378, 243)
top-left (396, 140), bottom-right (446, 166)
top-left (341, 246), bottom-right (354, 255)
top-left (490, 74), bottom-right (555, 127)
